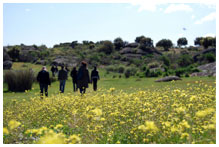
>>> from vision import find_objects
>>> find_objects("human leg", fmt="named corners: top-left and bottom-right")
top-left (93, 79), bottom-right (97, 91)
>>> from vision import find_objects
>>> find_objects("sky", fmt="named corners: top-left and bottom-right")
top-left (3, 2), bottom-right (216, 48)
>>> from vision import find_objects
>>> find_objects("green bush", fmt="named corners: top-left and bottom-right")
top-left (124, 68), bottom-right (131, 78)
top-left (117, 66), bottom-right (125, 73)
top-left (204, 53), bottom-right (215, 63)
top-left (161, 55), bottom-right (170, 67)
top-left (4, 70), bottom-right (35, 92)
top-left (124, 67), bottom-right (137, 78)
top-left (177, 54), bottom-right (193, 67)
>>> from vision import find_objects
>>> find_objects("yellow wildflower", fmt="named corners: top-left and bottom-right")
top-left (3, 128), bottom-right (9, 135)
top-left (8, 120), bottom-right (21, 130)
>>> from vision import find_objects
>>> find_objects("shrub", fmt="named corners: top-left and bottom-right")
top-left (148, 62), bottom-right (159, 69)
top-left (98, 41), bottom-right (114, 54)
top-left (4, 69), bottom-right (35, 92)
top-left (161, 56), bottom-right (170, 67)
top-left (124, 68), bottom-right (131, 78)
top-left (177, 54), bottom-right (193, 67)
top-left (204, 53), bottom-right (215, 63)
top-left (117, 66), bottom-right (125, 73)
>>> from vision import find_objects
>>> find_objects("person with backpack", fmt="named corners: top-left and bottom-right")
top-left (91, 66), bottom-right (100, 91)
top-left (37, 66), bottom-right (51, 99)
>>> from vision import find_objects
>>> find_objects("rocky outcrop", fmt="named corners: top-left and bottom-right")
top-left (193, 48), bottom-right (216, 62)
top-left (35, 60), bottom-right (47, 65)
top-left (155, 76), bottom-right (182, 82)
top-left (3, 48), bottom-right (12, 69)
top-left (18, 50), bottom-right (38, 62)
top-left (125, 43), bottom-right (139, 48)
top-left (120, 47), bottom-right (136, 54)
top-left (3, 60), bottom-right (13, 69)
top-left (51, 56), bottom-right (79, 67)
top-left (3, 48), bottom-right (11, 61)
top-left (190, 62), bottom-right (216, 77)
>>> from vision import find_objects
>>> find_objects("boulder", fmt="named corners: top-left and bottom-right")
top-left (120, 47), bottom-right (135, 54)
top-left (3, 48), bottom-right (11, 61)
top-left (155, 76), bottom-right (182, 82)
top-left (190, 62), bottom-right (216, 77)
top-left (3, 60), bottom-right (13, 69)
top-left (35, 60), bottom-right (47, 65)
top-left (125, 43), bottom-right (139, 48)
top-left (51, 56), bottom-right (79, 67)
top-left (123, 53), bottom-right (142, 59)
top-left (18, 50), bottom-right (38, 62)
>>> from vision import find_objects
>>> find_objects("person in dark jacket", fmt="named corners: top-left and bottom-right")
top-left (51, 65), bottom-right (56, 77)
top-left (54, 66), bottom-right (58, 76)
top-left (58, 66), bottom-right (68, 93)
top-left (70, 67), bottom-right (78, 92)
top-left (91, 66), bottom-right (100, 91)
top-left (77, 61), bottom-right (90, 94)
top-left (37, 66), bottom-right (51, 99)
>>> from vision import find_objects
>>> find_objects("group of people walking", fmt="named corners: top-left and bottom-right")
top-left (37, 61), bottom-right (100, 98)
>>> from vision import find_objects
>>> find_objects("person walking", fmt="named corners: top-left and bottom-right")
top-left (54, 65), bottom-right (58, 76)
top-left (58, 66), bottom-right (68, 93)
top-left (51, 65), bottom-right (56, 77)
top-left (91, 66), bottom-right (100, 91)
top-left (77, 61), bottom-right (90, 94)
top-left (37, 66), bottom-right (51, 99)
top-left (70, 67), bottom-right (78, 92)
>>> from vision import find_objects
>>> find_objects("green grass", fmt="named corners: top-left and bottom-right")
top-left (3, 62), bottom-right (216, 104)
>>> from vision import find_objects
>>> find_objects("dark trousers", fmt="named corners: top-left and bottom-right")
top-left (52, 72), bottom-right (55, 77)
top-left (80, 87), bottom-right (86, 94)
top-left (73, 82), bottom-right (77, 92)
top-left (59, 80), bottom-right (66, 93)
top-left (92, 78), bottom-right (98, 91)
top-left (40, 83), bottom-right (48, 98)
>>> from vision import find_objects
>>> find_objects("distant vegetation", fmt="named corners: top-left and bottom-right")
top-left (3, 36), bottom-right (216, 80)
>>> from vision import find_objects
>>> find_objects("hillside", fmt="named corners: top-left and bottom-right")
top-left (3, 37), bottom-right (216, 78)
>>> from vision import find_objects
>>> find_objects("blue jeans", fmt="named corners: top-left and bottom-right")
top-left (59, 80), bottom-right (66, 93)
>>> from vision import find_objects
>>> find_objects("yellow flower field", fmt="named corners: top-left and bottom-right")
top-left (3, 81), bottom-right (216, 144)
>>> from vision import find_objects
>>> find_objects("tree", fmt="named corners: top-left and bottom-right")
top-left (114, 37), bottom-right (124, 50)
top-left (98, 41), bottom-right (114, 54)
top-left (156, 39), bottom-right (173, 51)
top-left (194, 37), bottom-right (203, 46)
top-left (71, 41), bottom-right (78, 48)
top-left (177, 37), bottom-right (188, 47)
top-left (139, 37), bottom-right (153, 48)
top-left (135, 35), bottom-right (146, 43)
top-left (7, 46), bottom-right (20, 62)
top-left (201, 37), bottom-right (216, 49)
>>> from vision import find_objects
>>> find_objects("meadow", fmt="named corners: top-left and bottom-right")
top-left (3, 63), bottom-right (216, 144)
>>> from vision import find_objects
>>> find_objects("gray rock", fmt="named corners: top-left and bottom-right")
top-left (125, 43), bottom-right (139, 48)
top-left (123, 53), bottom-right (142, 59)
top-left (51, 56), bottom-right (78, 67)
top-left (35, 60), bottom-right (47, 65)
top-left (18, 50), bottom-right (38, 62)
top-left (190, 62), bottom-right (216, 77)
top-left (155, 76), bottom-right (182, 82)
top-left (3, 60), bottom-right (13, 69)
top-left (120, 47), bottom-right (136, 54)
top-left (3, 48), bottom-right (11, 61)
